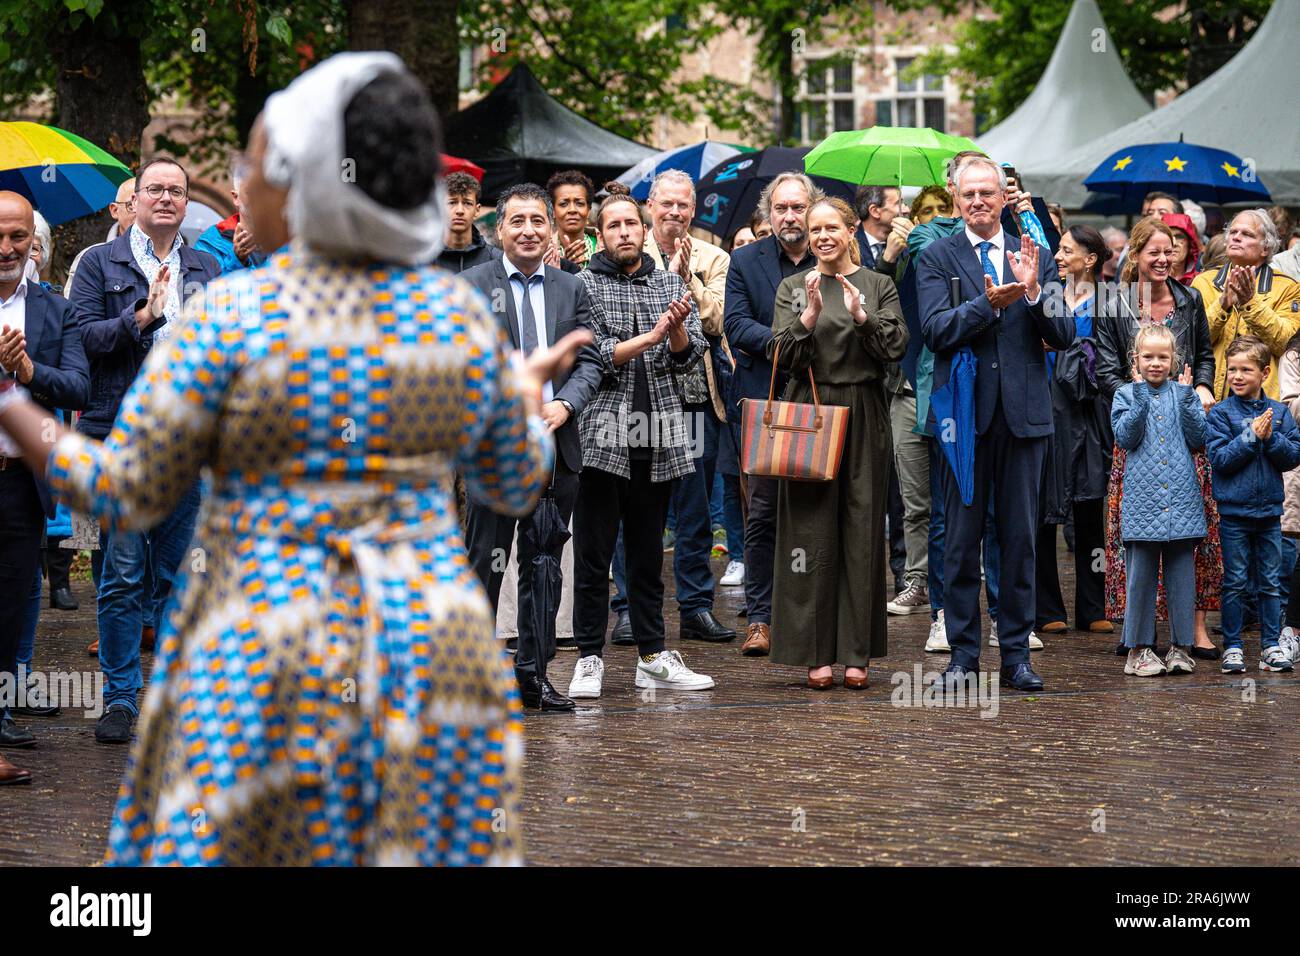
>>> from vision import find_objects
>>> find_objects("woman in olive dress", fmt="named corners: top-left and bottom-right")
top-left (768, 197), bottom-right (908, 689)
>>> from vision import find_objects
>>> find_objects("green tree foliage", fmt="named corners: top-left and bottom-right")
top-left (914, 0), bottom-right (1273, 134)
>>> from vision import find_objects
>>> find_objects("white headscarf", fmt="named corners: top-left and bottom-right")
top-left (261, 51), bottom-right (447, 265)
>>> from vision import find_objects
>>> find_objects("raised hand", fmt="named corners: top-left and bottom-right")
top-left (562, 235), bottom-right (589, 264)
top-left (836, 273), bottom-right (868, 324)
top-left (1007, 233), bottom-right (1040, 298)
top-left (1253, 407), bottom-right (1274, 440)
top-left (524, 329), bottom-right (594, 396)
top-left (802, 270), bottom-right (824, 321)
top-left (1177, 364), bottom-right (1193, 386)
top-left (672, 236), bottom-right (693, 281)
top-left (543, 242), bottom-right (561, 269)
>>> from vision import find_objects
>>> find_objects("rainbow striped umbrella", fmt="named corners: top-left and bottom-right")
top-left (0, 121), bottom-right (133, 226)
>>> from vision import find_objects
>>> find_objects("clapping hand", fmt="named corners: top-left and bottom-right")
top-left (523, 329), bottom-right (595, 418)
top-left (836, 273), bottom-right (868, 324)
top-left (562, 235), bottom-right (590, 264)
top-left (801, 270), bottom-right (824, 326)
top-left (985, 273), bottom-right (1027, 310)
top-left (1253, 407), bottom-right (1274, 440)
top-left (233, 223), bottom-right (258, 263)
top-left (669, 236), bottom-right (693, 282)
top-left (136, 265), bottom-right (171, 329)
top-left (0, 325), bottom-right (33, 383)
top-left (542, 242), bottom-right (562, 269)
top-left (1222, 265), bottom-right (1257, 310)
top-left (1007, 233), bottom-right (1040, 299)
top-left (653, 294), bottom-right (692, 343)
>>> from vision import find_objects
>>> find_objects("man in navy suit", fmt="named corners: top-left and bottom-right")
top-left (917, 157), bottom-right (1074, 691)
top-left (0, 191), bottom-right (89, 765)
top-left (722, 171), bottom-right (817, 656)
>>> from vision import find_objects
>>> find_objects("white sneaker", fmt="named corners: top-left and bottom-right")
top-left (1164, 645), bottom-right (1196, 674)
top-left (1260, 646), bottom-right (1295, 672)
top-left (568, 655), bottom-right (605, 699)
top-left (1125, 646), bottom-right (1166, 677)
top-left (925, 610), bottom-right (950, 653)
top-left (634, 649), bottom-right (715, 691)
top-left (720, 560), bottom-right (745, 587)
top-left (988, 622), bottom-right (1042, 650)
top-left (1279, 626), bottom-right (1300, 663)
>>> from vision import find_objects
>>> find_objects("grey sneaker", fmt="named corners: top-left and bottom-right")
top-left (887, 581), bottom-right (929, 616)
top-left (1260, 646), bottom-right (1295, 672)
top-left (1221, 647), bottom-right (1246, 674)
top-left (1164, 645), bottom-right (1196, 674)
top-left (1278, 627), bottom-right (1300, 664)
top-left (1124, 647), bottom-right (1166, 677)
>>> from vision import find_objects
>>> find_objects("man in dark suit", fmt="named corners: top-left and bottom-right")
top-left (462, 183), bottom-right (601, 712)
top-left (0, 191), bottom-right (89, 771)
top-left (722, 172), bottom-right (817, 656)
top-left (917, 157), bottom-right (1074, 691)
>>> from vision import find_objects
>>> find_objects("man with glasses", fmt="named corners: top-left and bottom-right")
top-left (68, 157), bottom-right (220, 744)
top-left (723, 172), bottom-right (821, 657)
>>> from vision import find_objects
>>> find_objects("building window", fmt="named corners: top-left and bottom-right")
top-left (876, 56), bottom-right (946, 132)
top-left (796, 57), bottom-right (857, 143)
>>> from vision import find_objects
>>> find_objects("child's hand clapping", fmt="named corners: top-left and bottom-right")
top-left (1177, 364), bottom-right (1193, 386)
top-left (1252, 407), bottom-right (1274, 440)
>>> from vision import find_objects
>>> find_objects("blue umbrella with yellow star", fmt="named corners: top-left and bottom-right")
top-left (1082, 137), bottom-right (1270, 210)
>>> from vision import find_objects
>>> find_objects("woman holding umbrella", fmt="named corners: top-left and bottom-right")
top-left (767, 197), bottom-right (908, 689)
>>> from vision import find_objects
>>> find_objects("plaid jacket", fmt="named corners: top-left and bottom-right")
top-left (576, 262), bottom-right (706, 482)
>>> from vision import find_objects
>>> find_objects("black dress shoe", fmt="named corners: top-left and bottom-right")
top-left (610, 610), bottom-right (635, 646)
top-left (50, 587), bottom-right (79, 610)
top-left (0, 716), bottom-right (36, 749)
top-left (517, 674), bottom-right (576, 712)
top-left (680, 610), bottom-right (736, 643)
top-left (95, 706), bottom-right (134, 744)
top-left (15, 704), bottom-right (61, 717)
top-left (1000, 662), bottom-right (1044, 691)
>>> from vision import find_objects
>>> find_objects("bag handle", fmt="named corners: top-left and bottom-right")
top-left (765, 336), bottom-right (823, 429)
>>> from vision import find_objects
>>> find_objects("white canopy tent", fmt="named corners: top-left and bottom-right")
top-left (1024, 0), bottom-right (1300, 208)
top-left (977, 0), bottom-right (1151, 171)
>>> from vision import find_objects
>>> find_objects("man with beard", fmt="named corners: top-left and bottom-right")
top-left (722, 172), bottom-right (819, 656)
top-left (566, 185), bottom-right (715, 700)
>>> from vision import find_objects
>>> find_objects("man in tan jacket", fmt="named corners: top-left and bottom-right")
top-left (639, 169), bottom-right (736, 643)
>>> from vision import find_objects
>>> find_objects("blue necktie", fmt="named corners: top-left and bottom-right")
top-left (978, 241), bottom-right (999, 285)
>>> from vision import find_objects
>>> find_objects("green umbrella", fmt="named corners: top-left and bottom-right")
top-left (803, 127), bottom-right (983, 187)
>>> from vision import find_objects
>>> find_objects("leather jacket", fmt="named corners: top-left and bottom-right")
top-left (1093, 278), bottom-right (1214, 405)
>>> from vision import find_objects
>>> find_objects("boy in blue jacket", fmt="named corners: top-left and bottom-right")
top-left (1207, 335), bottom-right (1300, 673)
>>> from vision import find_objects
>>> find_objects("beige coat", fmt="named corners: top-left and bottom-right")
top-left (1277, 336), bottom-right (1300, 535)
top-left (644, 232), bottom-right (731, 421)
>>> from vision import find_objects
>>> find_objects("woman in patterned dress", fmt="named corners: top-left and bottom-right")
top-left (1094, 218), bottom-right (1223, 655)
top-left (0, 54), bottom-right (589, 865)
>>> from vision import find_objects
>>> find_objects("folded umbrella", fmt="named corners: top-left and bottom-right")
top-left (520, 491), bottom-right (571, 670)
top-left (928, 347), bottom-right (977, 506)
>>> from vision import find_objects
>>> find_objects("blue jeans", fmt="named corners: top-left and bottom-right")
top-left (722, 474), bottom-right (745, 558)
top-left (96, 480), bottom-right (201, 715)
top-left (1220, 515), bottom-right (1284, 651)
top-left (709, 470), bottom-right (725, 531)
top-left (927, 438), bottom-right (1000, 621)
top-left (1122, 539), bottom-right (1197, 648)
top-left (17, 563), bottom-right (40, 670)
top-left (671, 405), bottom-right (719, 616)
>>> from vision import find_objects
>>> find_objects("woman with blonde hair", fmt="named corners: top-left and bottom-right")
top-left (1095, 217), bottom-right (1223, 657)
top-left (767, 196), bottom-right (908, 688)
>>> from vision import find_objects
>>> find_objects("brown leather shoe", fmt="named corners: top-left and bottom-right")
top-left (844, 668), bottom-right (869, 689)
top-left (741, 623), bottom-right (770, 656)
top-left (807, 673), bottom-right (833, 690)
top-left (87, 639), bottom-right (98, 656)
top-left (1088, 620), bottom-right (1114, 633)
top-left (141, 626), bottom-right (156, 653)
top-left (1041, 621), bottom-right (1069, 634)
top-left (0, 753), bottom-right (31, 785)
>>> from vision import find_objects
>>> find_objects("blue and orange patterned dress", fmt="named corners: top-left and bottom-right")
top-left (47, 245), bottom-right (552, 865)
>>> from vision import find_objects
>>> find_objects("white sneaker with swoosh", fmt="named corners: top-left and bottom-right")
top-left (634, 650), bottom-right (715, 690)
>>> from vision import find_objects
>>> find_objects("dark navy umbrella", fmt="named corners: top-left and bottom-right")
top-left (1083, 137), bottom-right (1271, 210)
top-left (692, 146), bottom-right (857, 240)
top-left (928, 347), bottom-right (976, 506)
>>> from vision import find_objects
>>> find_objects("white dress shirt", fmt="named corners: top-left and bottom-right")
top-left (502, 255), bottom-right (552, 403)
top-left (0, 274), bottom-right (28, 457)
top-left (965, 225), bottom-right (1039, 305)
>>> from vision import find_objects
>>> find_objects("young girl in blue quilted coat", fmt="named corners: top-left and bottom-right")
top-left (1111, 324), bottom-right (1207, 677)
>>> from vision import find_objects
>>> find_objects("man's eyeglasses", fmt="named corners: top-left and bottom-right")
top-left (137, 184), bottom-right (188, 201)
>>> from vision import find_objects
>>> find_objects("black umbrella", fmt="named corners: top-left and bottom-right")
top-left (519, 488), bottom-right (571, 670)
top-left (691, 146), bottom-right (858, 241)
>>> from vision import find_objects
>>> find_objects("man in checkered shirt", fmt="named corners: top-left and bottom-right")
top-left (565, 187), bottom-right (717, 700)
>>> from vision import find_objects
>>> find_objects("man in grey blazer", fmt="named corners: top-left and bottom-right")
top-left (461, 183), bottom-right (601, 712)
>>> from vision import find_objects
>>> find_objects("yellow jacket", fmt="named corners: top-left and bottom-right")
top-left (1193, 263), bottom-right (1300, 400)
top-left (644, 231), bottom-right (732, 420)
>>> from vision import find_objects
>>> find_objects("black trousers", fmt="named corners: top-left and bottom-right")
top-left (743, 474), bottom-right (778, 625)
top-left (45, 540), bottom-right (73, 593)
top-left (0, 469), bottom-right (44, 708)
top-left (465, 462), bottom-right (578, 679)
top-left (1035, 499), bottom-right (1106, 628)
top-left (572, 461), bottom-right (672, 658)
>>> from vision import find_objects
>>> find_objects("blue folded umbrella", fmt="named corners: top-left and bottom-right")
top-left (929, 347), bottom-right (976, 506)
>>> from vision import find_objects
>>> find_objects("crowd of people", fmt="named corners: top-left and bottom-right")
top-left (1, 49), bottom-right (1299, 863)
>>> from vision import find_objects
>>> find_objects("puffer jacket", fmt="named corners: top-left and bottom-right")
top-left (1112, 379), bottom-right (1207, 542)
top-left (1094, 278), bottom-right (1214, 404)
top-left (1206, 392), bottom-right (1300, 518)
top-left (1274, 336), bottom-right (1300, 534)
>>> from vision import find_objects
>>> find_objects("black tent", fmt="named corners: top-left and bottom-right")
top-left (444, 63), bottom-right (657, 203)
